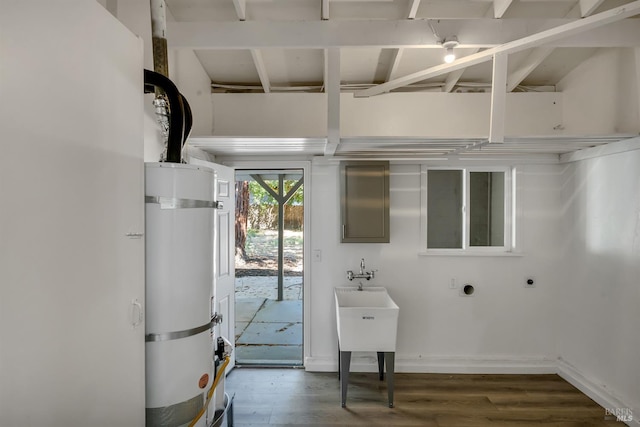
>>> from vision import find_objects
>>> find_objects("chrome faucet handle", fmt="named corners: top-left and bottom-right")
top-left (347, 270), bottom-right (354, 281)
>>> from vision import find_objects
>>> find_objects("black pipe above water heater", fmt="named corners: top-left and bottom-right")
top-left (143, 69), bottom-right (192, 164)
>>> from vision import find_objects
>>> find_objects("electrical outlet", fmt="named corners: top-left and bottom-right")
top-left (525, 277), bottom-right (535, 288)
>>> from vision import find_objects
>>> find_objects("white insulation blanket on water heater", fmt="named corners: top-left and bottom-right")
top-left (145, 163), bottom-right (215, 427)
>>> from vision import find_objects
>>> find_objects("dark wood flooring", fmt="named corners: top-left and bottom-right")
top-left (224, 368), bottom-right (623, 426)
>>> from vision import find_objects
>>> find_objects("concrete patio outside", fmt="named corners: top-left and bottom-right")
top-left (234, 275), bottom-right (303, 366)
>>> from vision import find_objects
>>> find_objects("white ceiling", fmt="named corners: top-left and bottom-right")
top-left (163, 0), bottom-right (640, 159)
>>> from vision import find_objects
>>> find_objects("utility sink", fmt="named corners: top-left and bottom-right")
top-left (335, 287), bottom-right (399, 352)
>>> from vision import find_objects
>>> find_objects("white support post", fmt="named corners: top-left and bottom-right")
top-left (325, 48), bottom-right (340, 156)
top-left (636, 48), bottom-right (640, 128)
top-left (489, 52), bottom-right (508, 143)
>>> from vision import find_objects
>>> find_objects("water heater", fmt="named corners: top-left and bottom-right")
top-left (144, 162), bottom-right (218, 426)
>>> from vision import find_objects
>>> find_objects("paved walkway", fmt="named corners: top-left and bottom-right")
top-left (234, 276), bottom-right (303, 365)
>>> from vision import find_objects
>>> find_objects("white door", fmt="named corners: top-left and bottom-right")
top-left (190, 159), bottom-right (236, 370)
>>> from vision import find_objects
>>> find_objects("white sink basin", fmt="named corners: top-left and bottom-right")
top-left (335, 287), bottom-right (399, 352)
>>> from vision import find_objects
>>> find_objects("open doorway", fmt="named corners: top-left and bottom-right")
top-left (234, 169), bottom-right (304, 366)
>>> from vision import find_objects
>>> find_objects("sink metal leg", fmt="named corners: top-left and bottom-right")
top-left (385, 352), bottom-right (395, 408)
top-left (340, 351), bottom-right (351, 408)
top-left (337, 343), bottom-right (341, 380)
top-left (377, 352), bottom-right (384, 381)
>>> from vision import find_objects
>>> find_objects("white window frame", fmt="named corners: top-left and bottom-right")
top-left (420, 165), bottom-right (517, 256)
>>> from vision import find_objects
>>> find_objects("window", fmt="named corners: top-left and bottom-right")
top-left (421, 166), bottom-right (515, 253)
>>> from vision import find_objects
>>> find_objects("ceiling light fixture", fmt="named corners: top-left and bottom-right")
top-left (442, 36), bottom-right (459, 64)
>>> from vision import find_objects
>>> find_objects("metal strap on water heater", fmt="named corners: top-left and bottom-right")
top-left (146, 313), bottom-right (223, 342)
top-left (145, 195), bottom-right (223, 210)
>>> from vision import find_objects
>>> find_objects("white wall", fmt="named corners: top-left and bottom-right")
top-left (0, 2), bottom-right (145, 425)
top-left (558, 143), bottom-right (640, 420)
top-left (307, 160), bottom-right (565, 372)
top-left (557, 48), bottom-right (640, 136)
top-left (210, 92), bottom-right (563, 138)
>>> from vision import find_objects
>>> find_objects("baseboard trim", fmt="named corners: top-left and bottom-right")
top-left (304, 355), bottom-right (556, 374)
top-left (557, 358), bottom-right (638, 426)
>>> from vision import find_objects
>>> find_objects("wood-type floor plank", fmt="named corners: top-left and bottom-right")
top-left (224, 369), bottom-right (623, 426)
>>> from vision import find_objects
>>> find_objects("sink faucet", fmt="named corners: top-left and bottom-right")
top-left (347, 258), bottom-right (376, 282)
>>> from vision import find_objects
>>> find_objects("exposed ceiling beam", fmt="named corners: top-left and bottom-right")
top-left (325, 48), bottom-right (340, 156)
top-left (250, 49), bottom-right (271, 93)
top-left (489, 53), bottom-right (508, 143)
top-left (167, 18), bottom-right (640, 49)
top-left (355, 1), bottom-right (640, 97)
top-left (580, 0), bottom-right (605, 17)
top-left (232, 0), bottom-right (246, 21)
top-left (493, 0), bottom-right (514, 18)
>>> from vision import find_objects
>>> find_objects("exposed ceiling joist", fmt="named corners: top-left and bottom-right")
top-left (355, 1), bottom-right (640, 97)
top-left (493, 0), bottom-right (514, 18)
top-left (167, 18), bottom-right (640, 50)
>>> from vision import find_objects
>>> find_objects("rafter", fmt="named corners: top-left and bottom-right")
top-left (505, 1), bottom-right (599, 92)
top-left (493, 0), bottom-right (514, 18)
top-left (507, 46), bottom-right (555, 92)
top-left (385, 0), bottom-right (421, 83)
top-left (406, 0), bottom-right (421, 18)
top-left (386, 49), bottom-right (404, 82)
top-left (232, 0), bottom-right (246, 21)
top-left (580, 0), bottom-right (605, 17)
top-left (250, 49), bottom-right (271, 93)
top-left (355, 1), bottom-right (640, 97)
